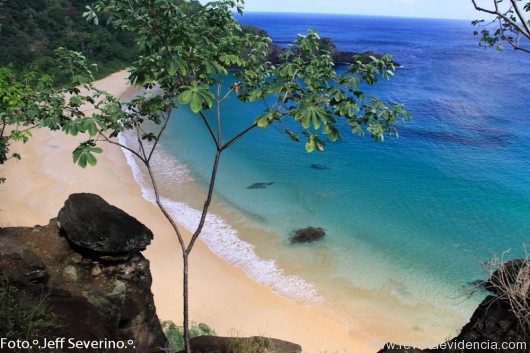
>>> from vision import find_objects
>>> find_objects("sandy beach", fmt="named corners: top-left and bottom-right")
top-left (0, 71), bottom-right (376, 353)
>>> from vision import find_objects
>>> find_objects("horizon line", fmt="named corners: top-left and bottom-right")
top-left (233, 10), bottom-right (475, 22)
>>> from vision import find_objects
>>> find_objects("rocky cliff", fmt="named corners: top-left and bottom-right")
top-left (0, 193), bottom-right (167, 353)
top-left (378, 260), bottom-right (530, 353)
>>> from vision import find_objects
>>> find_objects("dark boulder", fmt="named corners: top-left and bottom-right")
top-left (291, 227), bottom-right (326, 243)
top-left (178, 335), bottom-right (302, 353)
top-left (0, 218), bottom-right (167, 353)
top-left (58, 193), bottom-right (153, 260)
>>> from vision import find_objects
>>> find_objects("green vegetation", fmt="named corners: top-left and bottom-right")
top-left (161, 321), bottom-right (215, 352)
top-left (0, 278), bottom-right (63, 353)
top-left (69, 1), bottom-right (409, 352)
top-left (0, 51), bottom-right (101, 183)
top-left (0, 0), bottom-right (136, 85)
top-left (472, 0), bottom-right (530, 53)
top-left (2, 1), bottom-right (409, 351)
top-left (227, 335), bottom-right (278, 353)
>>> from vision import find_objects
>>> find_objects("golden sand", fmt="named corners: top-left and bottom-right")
top-left (0, 71), bottom-right (375, 353)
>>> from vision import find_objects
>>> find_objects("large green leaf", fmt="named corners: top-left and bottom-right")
top-left (178, 82), bottom-right (214, 113)
top-left (72, 142), bottom-right (103, 169)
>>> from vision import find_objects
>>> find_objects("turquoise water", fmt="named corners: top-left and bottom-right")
top-left (128, 14), bottom-right (530, 342)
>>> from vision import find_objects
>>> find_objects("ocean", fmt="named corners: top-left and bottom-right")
top-left (123, 13), bottom-right (530, 344)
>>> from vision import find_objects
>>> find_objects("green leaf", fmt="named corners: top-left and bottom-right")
top-left (178, 82), bottom-right (213, 113)
top-left (311, 111), bottom-right (321, 130)
top-left (255, 112), bottom-right (272, 128)
top-left (305, 137), bottom-right (315, 153)
top-left (72, 142), bottom-right (103, 169)
top-left (86, 152), bottom-right (97, 166)
top-left (167, 61), bottom-right (178, 76)
top-left (87, 120), bottom-right (98, 137)
top-left (178, 90), bottom-right (193, 104)
top-left (69, 96), bottom-right (83, 107)
top-left (301, 110), bottom-right (311, 129)
top-left (189, 93), bottom-right (202, 113)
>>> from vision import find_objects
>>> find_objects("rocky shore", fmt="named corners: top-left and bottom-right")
top-left (378, 260), bottom-right (530, 353)
top-left (1, 192), bottom-right (528, 353)
top-left (0, 193), bottom-right (167, 353)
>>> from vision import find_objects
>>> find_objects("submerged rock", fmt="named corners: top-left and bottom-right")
top-left (310, 163), bottom-right (329, 170)
top-left (58, 193), bottom-right (153, 260)
top-left (247, 182), bottom-right (275, 189)
top-left (291, 227), bottom-right (326, 243)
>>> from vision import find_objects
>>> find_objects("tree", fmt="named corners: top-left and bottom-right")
top-left (3, 0), bottom-right (410, 351)
top-left (471, 0), bottom-right (530, 53)
top-left (0, 52), bottom-right (99, 183)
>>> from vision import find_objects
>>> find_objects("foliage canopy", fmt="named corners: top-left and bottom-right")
top-left (2, 0), bottom-right (410, 351)
top-left (0, 0), bottom-right (136, 84)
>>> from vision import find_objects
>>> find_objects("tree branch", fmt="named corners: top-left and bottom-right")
top-left (98, 131), bottom-right (146, 163)
top-left (136, 125), bottom-right (149, 161)
top-left (511, 0), bottom-right (530, 37)
top-left (199, 110), bottom-right (220, 149)
top-left (147, 111), bottom-right (171, 163)
top-left (217, 82), bottom-right (222, 143)
top-left (221, 123), bottom-right (257, 151)
top-left (472, 0), bottom-right (530, 52)
top-left (185, 149), bottom-right (221, 255)
top-left (145, 160), bottom-right (187, 253)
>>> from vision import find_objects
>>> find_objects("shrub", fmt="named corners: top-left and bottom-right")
top-left (161, 320), bottom-right (215, 353)
top-left (0, 278), bottom-right (63, 353)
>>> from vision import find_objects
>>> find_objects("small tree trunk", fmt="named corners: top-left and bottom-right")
top-left (183, 252), bottom-right (191, 353)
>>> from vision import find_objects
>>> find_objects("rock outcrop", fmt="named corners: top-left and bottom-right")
top-left (319, 37), bottom-right (400, 66)
top-left (58, 193), bottom-right (153, 261)
top-left (265, 37), bottom-right (399, 67)
top-left (178, 335), bottom-right (302, 353)
top-left (291, 227), bottom-right (326, 243)
top-left (241, 25), bottom-right (399, 67)
top-left (378, 259), bottom-right (530, 353)
top-left (0, 193), bottom-right (167, 353)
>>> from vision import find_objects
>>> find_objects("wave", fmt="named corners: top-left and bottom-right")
top-left (118, 133), bottom-right (325, 305)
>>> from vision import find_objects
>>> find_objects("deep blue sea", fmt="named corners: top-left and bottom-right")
top-left (126, 13), bottom-right (530, 343)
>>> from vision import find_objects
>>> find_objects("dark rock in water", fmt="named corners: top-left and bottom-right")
top-left (178, 335), bottom-right (302, 353)
top-left (310, 163), bottom-right (329, 170)
top-left (261, 33), bottom-right (400, 67)
top-left (291, 227), bottom-right (326, 243)
top-left (58, 193), bottom-right (153, 260)
top-left (247, 182), bottom-right (275, 189)
top-left (318, 37), bottom-right (401, 66)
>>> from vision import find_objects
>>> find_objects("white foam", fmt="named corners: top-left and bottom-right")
top-left (118, 133), bottom-right (325, 305)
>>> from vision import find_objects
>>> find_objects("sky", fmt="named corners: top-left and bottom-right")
top-left (199, 0), bottom-right (484, 20)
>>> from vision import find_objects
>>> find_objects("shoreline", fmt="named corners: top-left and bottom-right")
top-left (0, 71), bottom-right (375, 353)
